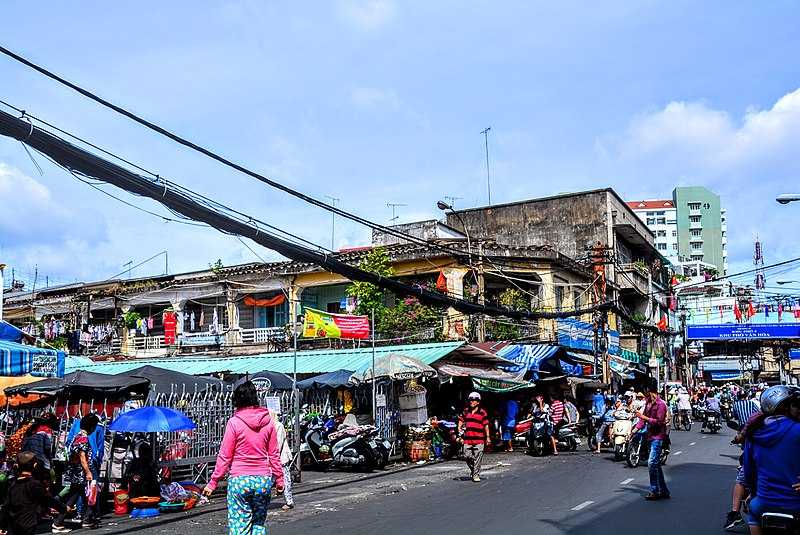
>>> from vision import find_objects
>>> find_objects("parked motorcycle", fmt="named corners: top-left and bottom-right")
top-left (301, 416), bottom-right (390, 471)
top-left (626, 428), bottom-right (670, 468)
top-left (555, 423), bottom-right (580, 452)
top-left (513, 417), bottom-right (533, 450)
top-left (701, 409), bottom-right (721, 434)
top-left (611, 408), bottom-right (634, 461)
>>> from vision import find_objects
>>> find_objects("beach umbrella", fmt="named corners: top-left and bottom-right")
top-left (109, 406), bottom-right (196, 433)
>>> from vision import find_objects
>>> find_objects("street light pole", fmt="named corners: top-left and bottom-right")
top-left (777, 194), bottom-right (800, 204)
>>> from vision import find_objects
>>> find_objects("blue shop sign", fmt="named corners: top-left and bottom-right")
top-left (790, 349), bottom-right (800, 361)
top-left (687, 323), bottom-right (800, 340)
top-left (556, 319), bottom-right (619, 355)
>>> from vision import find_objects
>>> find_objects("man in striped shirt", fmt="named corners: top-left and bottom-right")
top-left (458, 392), bottom-right (491, 482)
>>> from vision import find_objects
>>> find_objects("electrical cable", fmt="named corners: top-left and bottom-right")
top-left (0, 107), bottom-right (614, 321)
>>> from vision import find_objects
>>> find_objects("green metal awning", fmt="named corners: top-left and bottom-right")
top-left (66, 341), bottom-right (465, 376)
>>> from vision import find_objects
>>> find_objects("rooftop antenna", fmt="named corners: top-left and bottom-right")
top-left (481, 127), bottom-right (492, 205)
top-left (443, 195), bottom-right (462, 209)
top-left (123, 260), bottom-right (133, 280)
top-left (387, 202), bottom-right (407, 224)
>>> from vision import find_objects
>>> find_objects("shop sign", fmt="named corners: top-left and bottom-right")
top-left (790, 349), bottom-right (800, 361)
top-left (302, 308), bottom-right (370, 339)
top-left (471, 377), bottom-right (532, 393)
top-left (687, 323), bottom-right (800, 340)
top-left (30, 353), bottom-right (58, 378)
top-left (179, 334), bottom-right (223, 346)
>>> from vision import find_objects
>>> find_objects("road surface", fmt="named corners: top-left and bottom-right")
top-left (109, 425), bottom-right (741, 535)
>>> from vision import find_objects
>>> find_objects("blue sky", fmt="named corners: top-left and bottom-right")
top-left (2, 1), bottom-right (800, 287)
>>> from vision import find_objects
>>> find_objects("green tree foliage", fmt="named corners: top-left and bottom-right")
top-left (347, 248), bottom-right (393, 316)
top-left (486, 288), bottom-right (530, 341)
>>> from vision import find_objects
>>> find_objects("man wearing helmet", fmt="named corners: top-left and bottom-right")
top-left (741, 385), bottom-right (800, 534)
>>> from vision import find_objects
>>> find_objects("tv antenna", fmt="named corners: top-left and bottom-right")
top-left (387, 203), bottom-right (407, 224)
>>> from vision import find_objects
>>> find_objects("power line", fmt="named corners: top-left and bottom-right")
top-left (0, 107), bottom-right (615, 322)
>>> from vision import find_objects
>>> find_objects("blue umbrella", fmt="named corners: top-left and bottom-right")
top-left (109, 406), bottom-right (196, 433)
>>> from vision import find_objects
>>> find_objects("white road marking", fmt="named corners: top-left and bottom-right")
top-left (673, 451), bottom-right (683, 456)
top-left (620, 478), bottom-right (635, 485)
top-left (571, 500), bottom-right (594, 511)
top-left (689, 442), bottom-right (696, 446)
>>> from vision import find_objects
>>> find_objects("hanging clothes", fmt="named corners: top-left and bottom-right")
top-left (199, 309), bottom-right (205, 327)
top-left (190, 312), bottom-right (196, 332)
top-left (778, 304), bottom-right (784, 322)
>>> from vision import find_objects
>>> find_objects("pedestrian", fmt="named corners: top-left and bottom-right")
top-left (0, 452), bottom-right (64, 535)
top-left (502, 396), bottom-right (519, 452)
top-left (202, 380), bottom-right (284, 535)
top-left (53, 414), bottom-right (100, 531)
top-left (457, 392), bottom-right (490, 482)
top-left (270, 411), bottom-right (294, 511)
top-left (564, 397), bottom-right (579, 425)
top-left (20, 415), bottom-right (56, 487)
top-left (635, 385), bottom-right (670, 500)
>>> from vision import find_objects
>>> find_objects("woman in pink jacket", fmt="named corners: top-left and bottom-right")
top-left (203, 380), bottom-right (285, 535)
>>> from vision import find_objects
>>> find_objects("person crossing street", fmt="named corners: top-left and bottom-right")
top-left (458, 392), bottom-right (491, 482)
top-left (636, 385), bottom-right (670, 501)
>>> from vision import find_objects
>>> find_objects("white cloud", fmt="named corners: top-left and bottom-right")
top-left (0, 163), bottom-right (71, 243)
top-left (350, 87), bottom-right (401, 109)
top-left (337, 0), bottom-right (396, 30)
top-left (600, 88), bottom-right (800, 274)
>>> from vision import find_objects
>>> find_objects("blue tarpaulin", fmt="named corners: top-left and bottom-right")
top-left (0, 321), bottom-right (24, 343)
top-left (0, 340), bottom-right (65, 378)
top-left (498, 344), bottom-right (584, 379)
top-left (296, 369), bottom-right (354, 390)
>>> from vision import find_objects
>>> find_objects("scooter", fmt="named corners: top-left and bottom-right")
top-left (701, 409), bottom-right (721, 434)
top-left (758, 510), bottom-right (800, 534)
top-left (611, 409), bottom-right (634, 461)
top-left (555, 422), bottom-right (580, 452)
top-left (301, 417), bottom-right (389, 471)
top-left (626, 427), bottom-right (670, 468)
top-left (527, 413), bottom-right (552, 457)
top-left (512, 417), bottom-right (534, 450)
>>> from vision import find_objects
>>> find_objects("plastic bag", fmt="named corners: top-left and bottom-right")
top-left (86, 480), bottom-right (98, 506)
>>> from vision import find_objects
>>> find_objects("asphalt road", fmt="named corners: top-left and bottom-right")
top-left (272, 426), bottom-right (740, 535)
top-left (103, 425), bottom-right (741, 535)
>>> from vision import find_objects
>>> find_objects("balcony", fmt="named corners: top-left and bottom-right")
top-left (689, 220), bottom-right (703, 230)
top-left (688, 207), bottom-right (702, 216)
top-left (241, 327), bottom-right (286, 344)
top-left (616, 263), bottom-right (651, 296)
top-left (689, 235), bottom-right (703, 243)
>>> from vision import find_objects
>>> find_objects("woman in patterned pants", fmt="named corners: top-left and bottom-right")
top-left (203, 380), bottom-right (285, 534)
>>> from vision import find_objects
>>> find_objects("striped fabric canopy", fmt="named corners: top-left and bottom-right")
top-left (498, 344), bottom-right (561, 378)
top-left (0, 340), bottom-right (65, 378)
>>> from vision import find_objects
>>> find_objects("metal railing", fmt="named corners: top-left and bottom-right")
top-left (241, 327), bottom-right (286, 344)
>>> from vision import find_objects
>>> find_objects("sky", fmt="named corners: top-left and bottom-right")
top-left (1, 1), bottom-right (800, 289)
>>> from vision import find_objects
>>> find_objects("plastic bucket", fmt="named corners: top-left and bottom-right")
top-left (113, 490), bottom-right (130, 516)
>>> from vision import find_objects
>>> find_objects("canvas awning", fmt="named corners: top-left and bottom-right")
top-left (296, 369), bottom-right (353, 390)
top-left (5, 370), bottom-right (150, 398)
top-left (122, 365), bottom-right (223, 393)
top-left (0, 340), bottom-right (65, 378)
top-left (498, 344), bottom-right (560, 374)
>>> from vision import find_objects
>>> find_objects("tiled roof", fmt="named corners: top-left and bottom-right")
top-left (626, 200), bottom-right (674, 210)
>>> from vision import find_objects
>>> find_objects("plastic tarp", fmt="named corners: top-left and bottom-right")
top-left (435, 363), bottom-right (534, 393)
top-left (0, 340), bottom-right (65, 378)
top-left (5, 370), bottom-right (150, 398)
top-left (0, 321), bottom-right (24, 342)
top-left (499, 344), bottom-right (584, 380)
top-left (296, 369), bottom-right (354, 390)
top-left (123, 365), bottom-right (223, 393)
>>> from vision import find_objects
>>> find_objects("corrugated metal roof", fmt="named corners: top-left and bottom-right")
top-left (66, 342), bottom-right (464, 376)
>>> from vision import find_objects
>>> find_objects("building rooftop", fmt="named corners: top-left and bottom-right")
top-left (626, 200), bottom-right (675, 210)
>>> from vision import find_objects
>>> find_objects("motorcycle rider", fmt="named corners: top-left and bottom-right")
top-left (677, 388), bottom-right (692, 427)
top-left (532, 395), bottom-right (558, 455)
top-left (594, 398), bottom-right (615, 454)
top-left (703, 391), bottom-right (722, 431)
top-left (741, 385), bottom-right (800, 535)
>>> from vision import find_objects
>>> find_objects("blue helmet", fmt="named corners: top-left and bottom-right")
top-left (760, 385), bottom-right (800, 415)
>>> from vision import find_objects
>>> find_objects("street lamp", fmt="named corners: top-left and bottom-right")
top-left (776, 194), bottom-right (800, 204)
top-left (776, 280), bottom-right (800, 285)
top-left (437, 200), bottom-right (473, 262)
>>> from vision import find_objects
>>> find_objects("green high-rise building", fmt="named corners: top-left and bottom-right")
top-left (673, 186), bottom-right (727, 275)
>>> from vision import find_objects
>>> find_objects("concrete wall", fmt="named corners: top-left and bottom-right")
top-left (446, 190), bottom-right (612, 259)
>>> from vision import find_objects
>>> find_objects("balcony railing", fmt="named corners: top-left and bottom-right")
top-left (241, 327), bottom-right (286, 344)
top-left (689, 221), bottom-right (702, 229)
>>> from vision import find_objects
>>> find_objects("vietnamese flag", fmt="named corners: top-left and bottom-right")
top-left (747, 301), bottom-right (756, 319)
top-left (657, 315), bottom-right (668, 331)
top-left (734, 304), bottom-right (742, 322)
top-left (436, 271), bottom-right (448, 292)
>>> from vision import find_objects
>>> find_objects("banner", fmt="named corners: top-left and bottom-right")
top-left (302, 308), bottom-right (370, 339)
top-left (163, 312), bottom-right (177, 345)
top-left (687, 323), bottom-right (800, 340)
top-left (556, 319), bottom-right (620, 355)
top-left (471, 377), bottom-right (534, 393)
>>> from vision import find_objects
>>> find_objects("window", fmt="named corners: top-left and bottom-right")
top-left (572, 290), bottom-right (582, 311)
top-left (690, 229), bottom-right (702, 237)
top-left (672, 244), bottom-right (679, 250)
top-left (688, 202), bottom-right (701, 210)
top-left (672, 230), bottom-right (677, 237)
top-left (691, 243), bottom-right (702, 250)
top-left (657, 243), bottom-right (667, 251)
top-left (656, 217), bottom-right (666, 224)
top-left (691, 254), bottom-right (704, 261)
top-left (656, 230), bottom-right (667, 237)
top-left (667, 219), bottom-right (677, 225)
top-left (555, 286), bottom-right (565, 311)
top-left (646, 218), bottom-right (655, 225)
top-left (646, 211), bottom-right (655, 216)
top-left (656, 211), bottom-right (665, 216)
top-left (689, 215), bottom-right (701, 223)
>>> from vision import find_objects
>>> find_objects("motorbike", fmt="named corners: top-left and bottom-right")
top-left (626, 427), bottom-right (670, 468)
top-left (512, 417), bottom-right (534, 450)
top-left (301, 416), bottom-right (390, 471)
top-left (555, 422), bottom-right (580, 452)
top-left (701, 409), bottom-right (721, 434)
top-left (758, 510), bottom-right (800, 534)
top-left (527, 413), bottom-right (551, 456)
top-left (611, 409), bottom-right (634, 461)
top-left (673, 408), bottom-right (692, 431)
top-left (720, 399), bottom-right (733, 421)
top-left (587, 414), bottom-right (611, 451)
top-left (431, 419), bottom-right (460, 459)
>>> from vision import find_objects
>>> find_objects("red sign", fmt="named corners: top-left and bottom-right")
top-left (163, 312), bottom-right (177, 345)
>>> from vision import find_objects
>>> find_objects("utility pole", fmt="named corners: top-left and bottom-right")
top-left (324, 196), bottom-right (340, 251)
top-left (476, 241), bottom-right (486, 342)
top-left (481, 127), bottom-right (492, 205)
top-left (0, 263), bottom-right (6, 322)
top-left (387, 202), bottom-right (407, 224)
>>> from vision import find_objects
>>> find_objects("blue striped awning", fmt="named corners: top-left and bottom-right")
top-left (0, 340), bottom-right (65, 378)
top-left (498, 344), bottom-right (560, 378)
